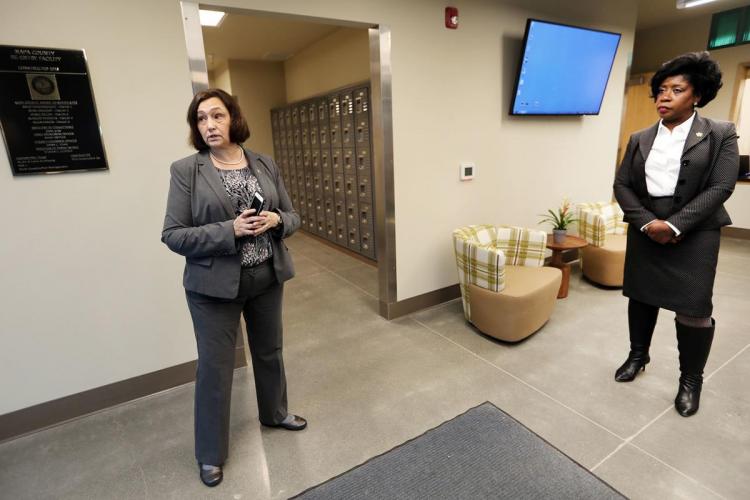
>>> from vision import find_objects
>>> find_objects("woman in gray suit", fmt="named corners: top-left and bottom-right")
top-left (162, 89), bottom-right (305, 487)
top-left (613, 52), bottom-right (739, 417)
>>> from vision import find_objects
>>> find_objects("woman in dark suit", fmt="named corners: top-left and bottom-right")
top-left (613, 52), bottom-right (739, 417)
top-left (162, 89), bottom-right (305, 487)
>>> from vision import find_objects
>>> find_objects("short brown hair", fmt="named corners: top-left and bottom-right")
top-left (186, 88), bottom-right (250, 150)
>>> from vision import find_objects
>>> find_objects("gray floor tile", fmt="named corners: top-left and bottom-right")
top-left (328, 261), bottom-right (378, 298)
top-left (411, 289), bottom-right (678, 439)
top-left (594, 444), bottom-right (724, 500)
top-left (629, 346), bottom-right (750, 500)
top-left (288, 253), bottom-right (328, 279)
top-left (412, 254), bottom-right (749, 442)
top-left (282, 270), bottom-right (380, 331)
top-left (0, 235), bottom-right (746, 500)
top-left (0, 411), bottom-right (142, 500)
top-left (266, 316), bottom-right (621, 496)
top-left (283, 232), bottom-right (327, 253)
top-left (289, 239), bottom-right (366, 273)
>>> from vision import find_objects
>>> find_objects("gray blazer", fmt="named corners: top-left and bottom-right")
top-left (162, 148), bottom-right (300, 299)
top-left (614, 114), bottom-right (739, 233)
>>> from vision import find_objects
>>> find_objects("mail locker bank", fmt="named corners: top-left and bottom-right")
top-left (271, 84), bottom-right (376, 261)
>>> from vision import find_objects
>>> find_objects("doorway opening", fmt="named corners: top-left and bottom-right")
top-left (179, 2), bottom-right (396, 318)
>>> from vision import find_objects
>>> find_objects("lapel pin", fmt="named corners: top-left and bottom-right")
top-left (696, 132), bottom-right (703, 137)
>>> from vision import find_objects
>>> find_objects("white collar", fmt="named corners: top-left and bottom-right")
top-left (657, 112), bottom-right (696, 138)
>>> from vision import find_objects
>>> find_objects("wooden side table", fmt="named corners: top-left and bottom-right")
top-left (546, 234), bottom-right (588, 299)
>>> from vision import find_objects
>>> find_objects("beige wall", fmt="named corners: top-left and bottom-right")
top-left (284, 27), bottom-right (370, 102)
top-left (188, 0), bottom-right (638, 301)
top-left (227, 59), bottom-right (287, 156)
top-left (631, 16), bottom-right (750, 228)
top-left (0, 0), bottom-right (636, 414)
top-left (211, 57), bottom-right (232, 93)
top-left (0, 0), bottom-right (196, 414)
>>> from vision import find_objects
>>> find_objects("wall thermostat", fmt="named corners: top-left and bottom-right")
top-left (460, 162), bottom-right (475, 181)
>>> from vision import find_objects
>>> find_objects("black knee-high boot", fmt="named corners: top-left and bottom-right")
top-left (675, 320), bottom-right (715, 417)
top-left (615, 299), bottom-right (659, 382)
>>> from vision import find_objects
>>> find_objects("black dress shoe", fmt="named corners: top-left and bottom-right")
top-left (263, 414), bottom-right (307, 431)
top-left (675, 374), bottom-right (703, 417)
top-left (614, 351), bottom-right (650, 382)
top-left (198, 463), bottom-right (223, 487)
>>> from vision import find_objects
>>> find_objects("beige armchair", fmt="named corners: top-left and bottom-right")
top-left (452, 225), bottom-right (562, 342)
top-left (576, 202), bottom-right (628, 287)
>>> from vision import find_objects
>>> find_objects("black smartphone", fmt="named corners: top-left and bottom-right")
top-left (249, 192), bottom-right (265, 216)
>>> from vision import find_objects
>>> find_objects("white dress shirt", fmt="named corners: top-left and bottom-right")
top-left (642, 112), bottom-right (696, 235)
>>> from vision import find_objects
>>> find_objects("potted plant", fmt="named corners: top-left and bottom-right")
top-left (539, 198), bottom-right (577, 243)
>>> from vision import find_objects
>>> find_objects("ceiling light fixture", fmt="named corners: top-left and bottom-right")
top-left (676, 0), bottom-right (718, 9)
top-left (199, 9), bottom-right (226, 27)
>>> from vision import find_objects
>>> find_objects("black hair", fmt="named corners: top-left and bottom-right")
top-left (650, 51), bottom-right (723, 107)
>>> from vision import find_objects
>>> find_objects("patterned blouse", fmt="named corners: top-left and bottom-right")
top-left (216, 166), bottom-right (273, 267)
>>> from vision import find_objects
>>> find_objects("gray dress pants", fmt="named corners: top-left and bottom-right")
top-left (186, 260), bottom-right (287, 465)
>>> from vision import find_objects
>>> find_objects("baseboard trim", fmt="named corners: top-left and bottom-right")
top-left (380, 284), bottom-right (461, 319)
top-left (0, 347), bottom-right (246, 444)
top-left (722, 226), bottom-right (750, 240)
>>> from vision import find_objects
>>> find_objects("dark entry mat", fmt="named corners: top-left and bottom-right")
top-left (292, 402), bottom-right (624, 499)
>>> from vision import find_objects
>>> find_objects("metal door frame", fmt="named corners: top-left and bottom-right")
top-left (179, 1), bottom-right (397, 318)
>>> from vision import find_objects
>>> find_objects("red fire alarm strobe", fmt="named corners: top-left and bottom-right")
top-left (445, 7), bottom-right (458, 29)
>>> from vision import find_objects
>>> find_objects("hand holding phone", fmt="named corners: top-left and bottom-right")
top-left (249, 192), bottom-right (265, 217)
top-left (234, 192), bottom-right (265, 237)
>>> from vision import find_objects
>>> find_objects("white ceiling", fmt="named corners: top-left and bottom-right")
top-left (202, 13), bottom-right (341, 68)
top-left (636, 0), bottom-right (750, 30)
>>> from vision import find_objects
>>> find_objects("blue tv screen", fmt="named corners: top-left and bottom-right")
top-left (510, 19), bottom-right (621, 116)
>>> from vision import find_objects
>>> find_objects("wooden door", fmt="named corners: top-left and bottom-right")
top-left (618, 72), bottom-right (656, 165)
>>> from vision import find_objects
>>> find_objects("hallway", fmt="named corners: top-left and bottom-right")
top-left (1, 232), bottom-right (748, 499)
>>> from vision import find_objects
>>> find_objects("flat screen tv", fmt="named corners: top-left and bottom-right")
top-left (510, 19), bottom-right (621, 116)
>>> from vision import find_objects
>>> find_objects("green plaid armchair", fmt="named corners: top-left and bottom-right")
top-left (575, 202), bottom-right (628, 286)
top-left (452, 225), bottom-right (561, 342)
top-left (576, 202), bottom-right (627, 247)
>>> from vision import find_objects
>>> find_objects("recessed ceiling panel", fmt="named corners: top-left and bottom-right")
top-left (202, 13), bottom-right (341, 62)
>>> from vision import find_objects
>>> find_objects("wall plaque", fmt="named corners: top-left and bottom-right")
top-left (0, 45), bottom-right (108, 175)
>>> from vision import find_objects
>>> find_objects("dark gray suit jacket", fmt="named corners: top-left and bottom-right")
top-left (614, 114), bottom-right (739, 234)
top-left (162, 148), bottom-right (300, 298)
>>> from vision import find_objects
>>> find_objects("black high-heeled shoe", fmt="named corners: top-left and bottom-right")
top-left (199, 463), bottom-right (223, 487)
top-left (616, 301), bottom-right (659, 383)
top-left (614, 351), bottom-right (650, 382)
top-left (674, 320), bottom-right (714, 417)
top-left (675, 373), bottom-right (703, 417)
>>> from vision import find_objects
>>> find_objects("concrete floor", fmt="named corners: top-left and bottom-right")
top-left (1, 232), bottom-right (748, 499)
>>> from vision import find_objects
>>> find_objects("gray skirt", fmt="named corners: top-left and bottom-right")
top-left (623, 198), bottom-right (720, 317)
